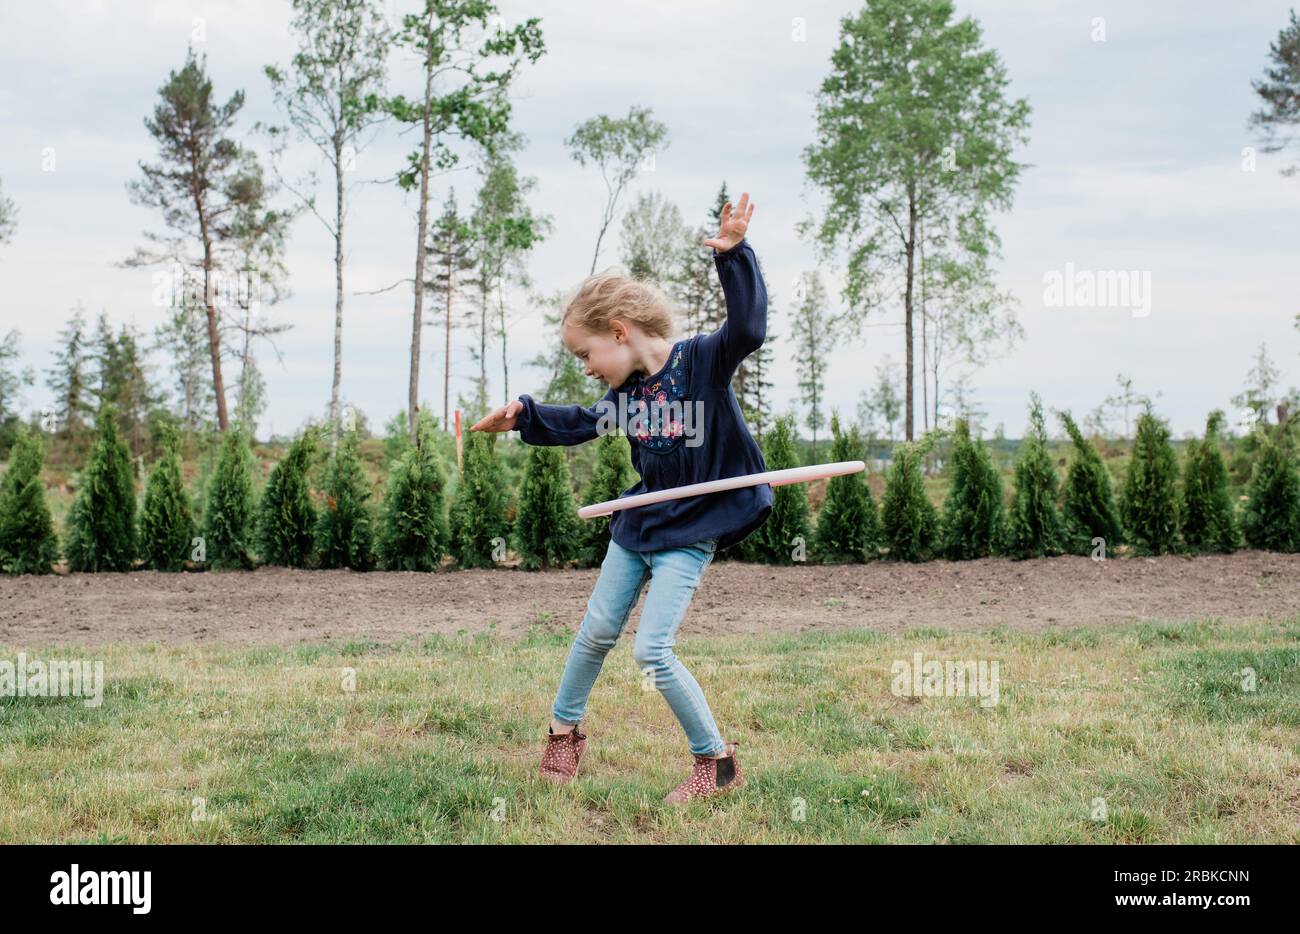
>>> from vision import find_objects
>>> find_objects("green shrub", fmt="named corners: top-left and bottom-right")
top-left (1241, 428), bottom-right (1300, 551)
top-left (379, 410), bottom-right (450, 571)
top-left (1120, 406), bottom-right (1181, 555)
top-left (449, 429), bottom-right (511, 570)
top-left (880, 433), bottom-right (940, 562)
top-left (202, 427), bottom-right (258, 570)
top-left (1181, 410), bottom-right (1239, 553)
top-left (257, 429), bottom-right (319, 568)
top-left (316, 428), bottom-right (376, 571)
top-left (573, 431), bottom-right (634, 569)
top-left (940, 418), bottom-right (1004, 560)
top-left (1003, 393), bottom-right (1063, 559)
top-left (814, 412), bottom-right (881, 563)
top-left (139, 424), bottom-right (195, 571)
top-left (512, 444), bottom-right (579, 571)
top-left (756, 412), bottom-right (813, 564)
top-left (0, 427), bottom-right (61, 574)
top-left (1058, 409), bottom-right (1123, 556)
top-left (65, 404), bottom-right (137, 572)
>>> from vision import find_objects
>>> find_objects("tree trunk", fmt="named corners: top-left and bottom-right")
top-left (408, 51), bottom-right (436, 442)
top-left (903, 187), bottom-right (917, 442)
top-left (330, 131), bottom-right (345, 450)
top-left (444, 230), bottom-right (453, 432)
top-left (919, 217), bottom-right (928, 435)
top-left (202, 239), bottom-right (228, 433)
top-left (498, 282), bottom-right (509, 405)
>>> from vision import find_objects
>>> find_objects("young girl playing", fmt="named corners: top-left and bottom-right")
top-left (470, 192), bottom-right (771, 805)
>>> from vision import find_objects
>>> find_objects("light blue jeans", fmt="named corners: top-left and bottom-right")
top-left (552, 536), bottom-right (725, 756)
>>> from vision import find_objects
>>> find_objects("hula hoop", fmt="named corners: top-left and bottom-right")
top-left (578, 460), bottom-right (867, 519)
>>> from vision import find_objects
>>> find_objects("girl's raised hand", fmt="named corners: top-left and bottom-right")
top-left (470, 399), bottom-right (523, 433)
top-left (703, 191), bottom-right (754, 252)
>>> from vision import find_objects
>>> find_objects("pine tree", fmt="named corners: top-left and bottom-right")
top-left (0, 427), bottom-right (61, 574)
top-left (1003, 393), bottom-right (1063, 559)
top-left (756, 412), bottom-right (812, 564)
top-left (45, 304), bottom-right (93, 445)
top-left (1120, 406), bottom-right (1181, 555)
top-left (449, 429), bottom-right (510, 570)
top-left (814, 412), bottom-right (881, 562)
top-left (257, 429), bottom-right (318, 568)
top-left (65, 404), bottom-right (137, 571)
top-left (513, 444), bottom-right (580, 571)
top-left (202, 427), bottom-right (258, 569)
top-left (139, 423), bottom-right (194, 571)
top-left (880, 433), bottom-right (940, 561)
top-left (91, 314), bottom-right (159, 459)
top-left (1241, 427), bottom-right (1300, 551)
top-left (1058, 409), bottom-right (1123, 556)
top-left (792, 272), bottom-right (832, 461)
top-left (940, 417), bottom-right (1004, 560)
top-left (378, 410), bottom-right (450, 571)
top-left (1181, 410), bottom-right (1240, 553)
top-left (574, 431), bottom-right (635, 568)
top-left (316, 428), bottom-right (376, 571)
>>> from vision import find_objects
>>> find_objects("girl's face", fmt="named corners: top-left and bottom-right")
top-left (563, 319), bottom-right (633, 388)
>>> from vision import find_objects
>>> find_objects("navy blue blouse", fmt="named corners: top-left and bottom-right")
top-left (514, 237), bottom-right (772, 553)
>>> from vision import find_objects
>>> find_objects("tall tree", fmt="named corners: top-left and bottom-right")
top-left (222, 159), bottom-right (295, 438)
top-left (1231, 342), bottom-right (1282, 428)
top-left (0, 175), bottom-right (16, 246)
top-left (152, 273), bottom-right (217, 434)
top-left (790, 271), bottom-right (833, 462)
top-left (566, 105), bottom-right (669, 275)
top-left (262, 0), bottom-right (389, 442)
top-left (0, 330), bottom-right (34, 451)
top-left (45, 304), bottom-right (93, 444)
top-left (123, 47), bottom-right (269, 432)
top-left (860, 356), bottom-right (903, 445)
top-left (424, 188), bottom-right (480, 431)
top-left (918, 219), bottom-right (1020, 432)
top-left (1104, 372), bottom-right (1156, 440)
top-left (470, 133), bottom-right (549, 413)
top-left (801, 0), bottom-right (1030, 440)
top-left (620, 190), bottom-right (688, 284)
top-left (1249, 9), bottom-right (1300, 176)
top-left (673, 187), bottom-right (730, 340)
top-left (377, 2), bottom-right (544, 440)
top-left (90, 314), bottom-right (160, 460)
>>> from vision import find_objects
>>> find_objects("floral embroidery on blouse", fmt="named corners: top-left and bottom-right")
top-left (628, 338), bottom-right (689, 451)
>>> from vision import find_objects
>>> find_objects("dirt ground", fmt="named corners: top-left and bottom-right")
top-left (1, 550), bottom-right (1298, 648)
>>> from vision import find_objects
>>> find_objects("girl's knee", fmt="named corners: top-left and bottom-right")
top-left (633, 639), bottom-right (672, 670)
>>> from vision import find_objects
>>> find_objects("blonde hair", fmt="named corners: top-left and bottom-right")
top-left (562, 268), bottom-right (678, 341)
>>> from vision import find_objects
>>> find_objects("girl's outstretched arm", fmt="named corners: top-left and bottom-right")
top-left (698, 193), bottom-right (767, 388)
top-left (513, 383), bottom-right (622, 446)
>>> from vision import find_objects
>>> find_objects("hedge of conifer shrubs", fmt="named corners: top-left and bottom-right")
top-left (1, 393), bottom-right (1298, 576)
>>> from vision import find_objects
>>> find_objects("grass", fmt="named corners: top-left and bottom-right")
top-left (1, 617), bottom-right (1298, 843)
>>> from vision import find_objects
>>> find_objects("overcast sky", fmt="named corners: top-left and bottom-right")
top-left (2, 0), bottom-right (1298, 442)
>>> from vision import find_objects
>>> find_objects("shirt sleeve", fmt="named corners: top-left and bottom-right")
top-left (513, 383), bottom-right (622, 446)
top-left (696, 237), bottom-right (768, 389)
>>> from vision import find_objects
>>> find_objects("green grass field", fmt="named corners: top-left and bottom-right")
top-left (2, 617), bottom-right (1297, 843)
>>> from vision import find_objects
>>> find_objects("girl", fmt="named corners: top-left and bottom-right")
top-left (470, 192), bottom-right (770, 805)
